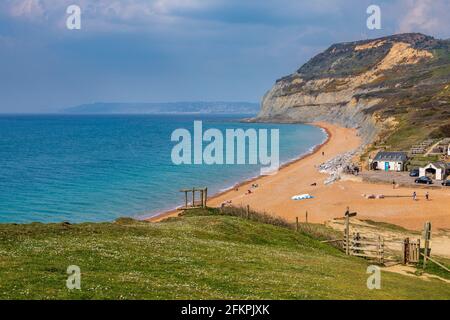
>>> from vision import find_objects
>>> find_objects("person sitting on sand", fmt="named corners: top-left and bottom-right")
top-left (311, 182), bottom-right (317, 186)
top-left (246, 189), bottom-right (253, 195)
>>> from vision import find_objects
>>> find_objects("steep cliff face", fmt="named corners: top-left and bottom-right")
top-left (258, 33), bottom-right (450, 146)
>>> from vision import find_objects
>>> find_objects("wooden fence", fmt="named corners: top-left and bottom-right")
top-left (345, 233), bottom-right (385, 264)
top-left (341, 219), bottom-right (449, 272)
top-left (344, 233), bottom-right (424, 265)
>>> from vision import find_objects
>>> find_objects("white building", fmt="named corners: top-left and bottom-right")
top-left (419, 162), bottom-right (449, 181)
top-left (370, 152), bottom-right (408, 172)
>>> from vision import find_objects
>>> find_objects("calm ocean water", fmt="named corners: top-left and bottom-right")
top-left (0, 114), bottom-right (326, 223)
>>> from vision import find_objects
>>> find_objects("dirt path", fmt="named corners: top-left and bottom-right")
top-left (383, 265), bottom-right (450, 284)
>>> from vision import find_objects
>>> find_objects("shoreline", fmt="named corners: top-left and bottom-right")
top-left (148, 121), bottom-right (450, 233)
top-left (2, 121), bottom-right (448, 233)
top-left (147, 123), bottom-right (332, 222)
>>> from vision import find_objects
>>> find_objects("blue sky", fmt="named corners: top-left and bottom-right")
top-left (0, 0), bottom-right (449, 113)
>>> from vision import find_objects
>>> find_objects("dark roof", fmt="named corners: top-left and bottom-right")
top-left (430, 162), bottom-right (450, 170)
top-left (373, 151), bottom-right (408, 162)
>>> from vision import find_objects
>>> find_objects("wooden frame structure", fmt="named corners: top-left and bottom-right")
top-left (402, 238), bottom-right (420, 264)
top-left (345, 232), bottom-right (385, 264)
top-left (179, 187), bottom-right (208, 210)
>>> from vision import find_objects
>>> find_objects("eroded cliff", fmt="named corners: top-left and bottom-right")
top-left (258, 33), bottom-right (450, 147)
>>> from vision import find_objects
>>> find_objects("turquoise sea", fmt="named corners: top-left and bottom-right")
top-left (0, 114), bottom-right (326, 223)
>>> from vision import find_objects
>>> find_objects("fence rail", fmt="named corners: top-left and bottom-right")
top-left (345, 234), bottom-right (385, 263)
top-left (340, 217), bottom-right (449, 272)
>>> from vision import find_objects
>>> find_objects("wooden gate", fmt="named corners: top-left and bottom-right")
top-left (345, 233), bottom-right (385, 264)
top-left (402, 238), bottom-right (420, 264)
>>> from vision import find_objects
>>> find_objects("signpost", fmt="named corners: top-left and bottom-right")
top-left (423, 221), bottom-right (432, 269)
top-left (344, 207), bottom-right (357, 255)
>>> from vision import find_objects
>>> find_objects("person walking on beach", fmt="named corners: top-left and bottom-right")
top-left (412, 191), bottom-right (417, 201)
top-left (426, 192), bottom-right (430, 201)
top-left (392, 180), bottom-right (396, 189)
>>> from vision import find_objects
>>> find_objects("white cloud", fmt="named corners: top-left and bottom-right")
top-left (3, 0), bottom-right (449, 38)
top-left (1, 0), bottom-right (343, 26)
top-left (3, 0), bottom-right (210, 20)
top-left (398, 0), bottom-right (450, 36)
top-left (153, 0), bottom-right (211, 14)
top-left (0, 0), bottom-right (216, 33)
top-left (8, 0), bottom-right (46, 18)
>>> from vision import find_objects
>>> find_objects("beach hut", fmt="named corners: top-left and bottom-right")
top-left (419, 162), bottom-right (449, 181)
top-left (370, 151), bottom-right (408, 172)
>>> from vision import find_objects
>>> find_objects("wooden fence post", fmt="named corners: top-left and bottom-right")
top-left (423, 221), bottom-right (431, 269)
top-left (305, 211), bottom-right (308, 224)
top-left (402, 238), bottom-right (409, 265)
top-left (417, 238), bottom-right (421, 264)
top-left (296, 217), bottom-right (299, 232)
top-left (204, 188), bottom-right (208, 207)
top-left (246, 205), bottom-right (250, 219)
top-left (379, 236), bottom-right (384, 265)
top-left (345, 213), bottom-right (350, 255)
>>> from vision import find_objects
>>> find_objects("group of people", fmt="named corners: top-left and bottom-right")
top-left (220, 200), bottom-right (233, 208)
top-left (245, 183), bottom-right (259, 195)
top-left (412, 191), bottom-right (430, 201)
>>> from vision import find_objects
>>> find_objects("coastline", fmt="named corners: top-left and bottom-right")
top-left (1, 118), bottom-right (448, 239)
top-left (147, 123), bottom-right (332, 222)
top-left (148, 122), bottom-right (450, 233)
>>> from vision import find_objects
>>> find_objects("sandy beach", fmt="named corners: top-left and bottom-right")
top-left (150, 122), bottom-right (450, 232)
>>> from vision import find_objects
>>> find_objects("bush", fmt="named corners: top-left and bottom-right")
top-left (430, 124), bottom-right (450, 139)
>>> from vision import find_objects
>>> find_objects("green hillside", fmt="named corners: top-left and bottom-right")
top-left (0, 208), bottom-right (449, 300)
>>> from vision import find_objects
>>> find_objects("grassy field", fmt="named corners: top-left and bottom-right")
top-left (0, 208), bottom-right (449, 300)
top-left (422, 256), bottom-right (450, 281)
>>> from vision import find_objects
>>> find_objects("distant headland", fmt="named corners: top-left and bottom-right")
top-left (62, 101), bottom-right (260, 115)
